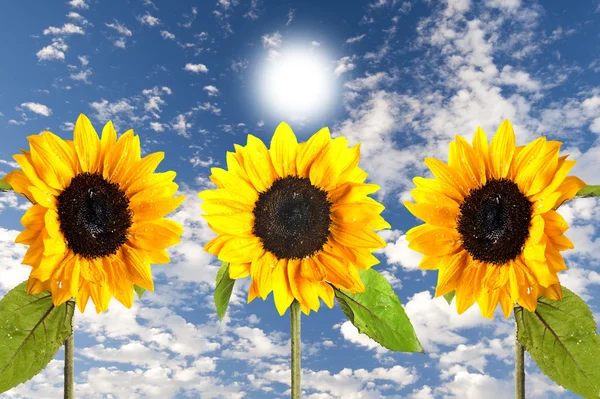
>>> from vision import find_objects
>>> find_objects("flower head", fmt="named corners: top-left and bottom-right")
top-left (4, 114), bottom-right (184, 313)
top-left (200, 122), bottom-right (390, 315)
top-left (404, 120), bottom-right (585, 318)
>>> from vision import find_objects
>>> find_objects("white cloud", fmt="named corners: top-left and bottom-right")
top-left (68, 0), bottom-right (88, 9)
top-left (338, 321), bottom-right (382, 351)
top-left (184, 63), bottom-right (209, 73)
top-left (334, 56), bottom-right (356, 77)
top-left (497, 65), bottom-right (540, 92)
top-left (142, 86), bottom-right (172, 117)
top-left (344, 72), bottom-right (395, 91)
top-left (89, 99), bottom-right (134, 123)
top-left (138, 13), bottom-right (161, 27)
top-left (0, 228), bottom-right (29, 294)
top-left (19, 102), bottom-right (52, 116)
top-left (203, 85), bottom-right (220, 96)
top-left (113, 38), bottom-right (126, 48)
top-left (36, 39), bottom-right (68, 61)
top-left (160, 30), bottom-right (175, 40)
top-left (190, 156), bottom-right (215, 167)
top-left (70, 68), bottom-right (92, 83)
top-left (78, 55), bottom-right (89, 66)
top-left (149, 121), bottom-right (166, 132)
top-left (262, 32), bottom-right (282, 49)
top-left (43, 23), bottom-right (84, 36)
top-left (404, 291), bottom-right (497, 352)
top-left (376, 229), bottom-right (423, 270)
top-left (171, 114), bottom-right (192, 138)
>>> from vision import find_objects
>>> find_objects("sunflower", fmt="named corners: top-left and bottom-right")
top-left (404, 120), bottom-right (585, 319)
top-left (4, 114), bottom-right (184, 313)
top-left (200, 122), bottom-right (390, 315)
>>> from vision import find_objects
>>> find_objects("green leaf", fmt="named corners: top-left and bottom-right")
top-left (0, 179), bottom-right (12, 192)
top-left (214, 262), bottom-right (235, 322)
top-left (0, 281), bottom-right (74, 394)
top-left (334, 269), bottom-right (423, 353)
top-left (134, 285), bottom-right (146, 299)
top-left (443, 291), bottom-right (455, 305)
top-left (516, 287), bottom-right (600, 399)
top-left (577, 185), bottom-right (600, 198)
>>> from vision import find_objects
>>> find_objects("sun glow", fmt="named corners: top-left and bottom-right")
top-left (259, 47), bottom-right (335, 120)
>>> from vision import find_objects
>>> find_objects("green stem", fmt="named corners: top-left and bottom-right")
top-left (290, 300), bottom-right (301, 399)
top-left (515, 315), bottom-right (525, 399)
top-left (64, 312), bottom-right (74, 399)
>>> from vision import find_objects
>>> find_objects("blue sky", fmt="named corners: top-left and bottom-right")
top-left (1, 0), bottom-right (600, 398)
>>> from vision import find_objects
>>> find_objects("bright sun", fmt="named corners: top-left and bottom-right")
top-left (259, 48), bottom-right (335, 120)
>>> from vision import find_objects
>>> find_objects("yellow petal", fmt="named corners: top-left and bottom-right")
top-left (454, 135), bottom-right (486, 189)
top-left (217, 236), bottom-right (262, 264)
top-left (488, 120), bottom-right (516, 179)
top-left (270, 122), bottom-right (298, 178)
top-left (14, 153), bottom-right (58, 197)
top-left (337, 144), bottom-right (368, 184)
top-left (408, 227), bottom-right (462, 256)
top-left (418, 255), bottom-right (443, 270)
top-left (328, 182), bottom-right (380, 205)
top-left (409, 187), bottom-right (460, 209)
top-left (239, 135), bottom-right (277, 192)
top-left (129, 219), bottom-right (183, 250)
top-left (251, 250), bottom-right (275, 299)
top-left (28, 133), bottom-right (76, 190)
top-left (434, 252), bottom-right (467, 297)
top-left (403, 201), bottom-right (458, 229)
top-left (472, 127), bottom-right (490, 179)
top-left (510, 137), bottom-right (545, 182)
top-left (309, 136), bottom-right (350, 191)
top-left (121, 153), bottom-right (165, 193)
top-left (529, 159), bottom-right (575, 203)
top-left (542, 210), bottom-right (568, 237)
top-left (272, 259), bottom-right (295, 315)
top-left (412, 176), bottom-right (463, 203)
top-left (424, 158), bottom-right (469, 198)
top-left (318, 252), bottom-right (364, 292)
top-left (209, 168), bottom-right (259, 204)
top-left (331, 223), bottom-right (387, 248)
top-left (74, 114), bottom-right (101, 173)
top-left (132, 195), bottom-right (185, 223)
top-left (99, 121), bottom-right (117, 171)
top-left (120, 244), bottom-right (154, 291)
top-left (554, 176), bottom-right (586, 208)
top-left (28, 186), bottom-right (57, 209)
top-left (288, 259), bottom-right (320, 311)
top-left (202, 212), bottom-right (254, 236)
top-left (3, 170), bottom-right (34, 202)
top-left (296, 127), bottom-right (331, 178)
top-left (229, 262), bottom-right (251, 279)
top-left (300, 257), bottom-right (326, 281)
top-left (455, 262), bottom-right (486, 314)
top-left (318, 282), bottom-right (335, 309)
top-left (532, 192), bottom-right (561, 215)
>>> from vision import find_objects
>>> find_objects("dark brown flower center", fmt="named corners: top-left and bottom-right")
top-left (57, 172), bottom-right (132, 259)
top-left (457, 178), bottom-right (532, 265)
top-left (252, 176), bottom-right (332, 260)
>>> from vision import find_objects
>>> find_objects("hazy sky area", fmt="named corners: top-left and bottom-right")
top-left (0, 0), bottom-right (599, 398)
